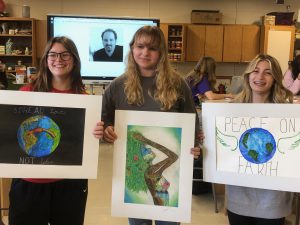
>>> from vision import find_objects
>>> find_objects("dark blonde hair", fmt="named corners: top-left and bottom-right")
top-left (31, 36), bottom-right (85, 93)
top-left (124, 26), bottom-right (182, 110)
top-left (186, 56), bottom-right (217, 91)
top-left (236, 54), bottom-right (293, 103)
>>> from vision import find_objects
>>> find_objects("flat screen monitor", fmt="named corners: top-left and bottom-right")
top-left (47, 14), bottom-right (160, 84)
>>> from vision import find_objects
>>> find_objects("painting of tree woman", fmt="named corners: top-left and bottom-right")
top-left (125, 129), bottom-right (179, 207)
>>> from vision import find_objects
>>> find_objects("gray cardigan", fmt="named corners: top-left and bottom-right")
top-left (102, 74), bottom-right (199, 129)
top-left (226, 185), bottom-right (293, 219)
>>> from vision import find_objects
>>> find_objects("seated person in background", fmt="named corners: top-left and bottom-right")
top-left (283, 54), bottom-right (300, 95)
top-left (93, 28), bottom-right (123, 62)
top-left (186, 56), bottom-right (233, 105)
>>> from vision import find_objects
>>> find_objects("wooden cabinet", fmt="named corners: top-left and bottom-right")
top-left (0, 17), bottom-right (36, 69)
top-left (185, 25), bottom-right (223, 62)
top-left (222, 25), bottom-right (243, 62)
top-left (186, 25), bottom-right (205, 61)
top-left (186, 24), bottom-right (259, 63)
top-left (242, 25), bottom-right (260, 62)
top-left (161, 23), bottom-right (186, 62)
top-left (205, 25), bottom-right (224, 62)
top-left (163, 23), bottom-right (261, 63)
top-left (223, 24), bottom-right (260, 62)
top-left (260, 25), bottom-right (295, 73)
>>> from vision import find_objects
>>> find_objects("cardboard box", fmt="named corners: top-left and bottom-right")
top-left (191, 10), bottom-right (222, 24)
top-left (262, 15), bottom-right (275, 25)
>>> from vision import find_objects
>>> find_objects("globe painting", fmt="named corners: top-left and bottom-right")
top-left (239, 128), bottom-right (276, 164)
top-left (17, 115), bottom-right (61, 157)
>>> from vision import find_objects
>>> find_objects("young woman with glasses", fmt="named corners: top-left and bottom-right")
top-left (8, 36), bottom-right (104, 225)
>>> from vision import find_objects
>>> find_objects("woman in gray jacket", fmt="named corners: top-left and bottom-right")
top-left (226, 54), bottom-right (293, 225)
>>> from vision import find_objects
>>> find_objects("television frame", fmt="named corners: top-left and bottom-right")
top-left (47, 14), bottom-right (160, 84)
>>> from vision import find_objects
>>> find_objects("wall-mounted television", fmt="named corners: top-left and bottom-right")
top-left (47, 14), bottom-right (160, 84)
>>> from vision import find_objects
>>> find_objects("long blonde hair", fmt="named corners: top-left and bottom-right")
top-left (186, 56), bottom-right (216, 91)
top-left (235, 54), bottom-right (293, 103)
top-left (124, 26), bottom-right (182, 110)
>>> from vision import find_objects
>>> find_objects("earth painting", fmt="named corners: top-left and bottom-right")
top-left (17, 115), bottom-right (61, 157)
top-left (239, 128), bottom-right (276, 164)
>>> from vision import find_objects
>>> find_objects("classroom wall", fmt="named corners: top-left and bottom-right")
top-left (3, 0), bottom-right (300, 78)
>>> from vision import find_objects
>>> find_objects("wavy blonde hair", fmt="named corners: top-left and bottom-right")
top-left (186, 56), bottom-right (216, 91)
top-left (124, 26), bottom-right (182, 110)
top-left (235, 54), bottom-right (293, 103)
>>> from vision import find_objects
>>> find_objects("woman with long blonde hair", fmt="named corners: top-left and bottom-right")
top-left (123, 25), bottom-right (182, 110)
top-left (235, 54), bottom-right (293, 103)
top-left (102, 25), bottom-right (200, 225)
top-left (227, 54), bottom-right (293, 225)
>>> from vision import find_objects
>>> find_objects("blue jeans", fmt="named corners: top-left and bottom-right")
top-left (128, 218), bottom-right (180, 225)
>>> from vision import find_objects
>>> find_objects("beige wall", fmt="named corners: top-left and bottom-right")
top-left (5, 0), bottom-right (300, 23)
top-left (4, 0), bottom-right (300, 77)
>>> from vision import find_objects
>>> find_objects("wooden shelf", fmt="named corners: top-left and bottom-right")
top-left (0, 17), bottom-right (34, 21)
top-left (0, 17), bottom-right (36, 67)
top-left (168, 48), bottom-right (182, 51)
top-left (160, 23), bottom-right (186, 62)
top-left (0, 34), bottom-right (32, 37)
top-left (169, 35), bottom-right (183, 38)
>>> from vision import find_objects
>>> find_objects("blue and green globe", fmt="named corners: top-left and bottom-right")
top-left (239, 128), bottom-right (276, 164)
top-left (17, 115), bottom-right (61, 157)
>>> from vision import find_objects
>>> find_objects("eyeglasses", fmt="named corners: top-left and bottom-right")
top-left (47, 51), bottom-right (72, 61)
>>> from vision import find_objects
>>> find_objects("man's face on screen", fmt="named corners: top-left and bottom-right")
top-left (102, 31), bottom-right (116, 57)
